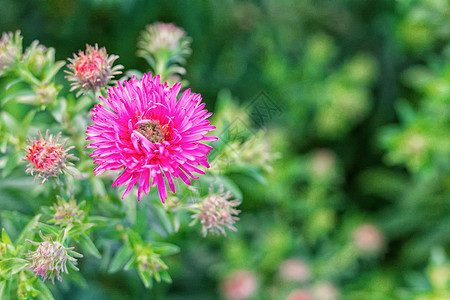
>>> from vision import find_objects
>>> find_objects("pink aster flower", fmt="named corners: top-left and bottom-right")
top-left (86, 73), bottom-right (217, 203)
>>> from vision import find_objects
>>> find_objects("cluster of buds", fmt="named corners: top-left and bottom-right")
top-left (189, 186), bottom-right (241, 237)
top-left (0, 31), bottom-right (22, 76)
top-left (65, 44), bottom-right (123, 97)
top-left (137, 22), bottom-right (192, 81)
top-left (136, 251), bottom-right (168, 278)
top-left (24, 130), bottom-right (78, 184)
top-left (49, 196), bottom-right (85, 227)
top-left (24, 232), bottom-right (82, 283)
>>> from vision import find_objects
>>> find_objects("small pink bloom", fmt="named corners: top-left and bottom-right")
top-left (279, 258), bottom-right (310, 283)
top-left (353, 224), bottom-right (384, 252)
top-left (312, 282), bottom-right (340, 300)
top-left (86, 73), bottom-right (217, 203)
top-left (222, 270), bottom-right (258, 300)
top-left (286, 289), bottom-right (314, 300)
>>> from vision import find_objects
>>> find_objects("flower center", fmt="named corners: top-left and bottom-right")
top-left (136, 120), bottom-right (165, 143)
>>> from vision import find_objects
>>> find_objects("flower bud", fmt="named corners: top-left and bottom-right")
top-left (65, 44), bottom-right (123, 97)
top-left (0, 31), bottom-right (22, 76)
top-left (189, 186), bottom-right (241, 237)
top-left (21, 40), bottom-right (52, 78)
top-left (50, 196), bottom-right (85, 227)
top-left (25, 232), bottom-right (82, 283)
top-left (24, 130), bottom-right (78, 184)
top-left (137, 22), bottom-right (191, 60)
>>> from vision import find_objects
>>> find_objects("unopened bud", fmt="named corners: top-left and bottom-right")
top-left (25, 232), bottom-right (82, 283)
top-left (0, 31), bottom-right (22, 76)
top-left (65, 44), bottom-right (123, 97)
top-left (189, 186), bottom-right (241, 237)
top-left (24, 130), bottom-right (78, 184)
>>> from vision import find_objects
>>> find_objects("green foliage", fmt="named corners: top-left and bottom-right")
top-left (0, 0), bottom-right (449, 299)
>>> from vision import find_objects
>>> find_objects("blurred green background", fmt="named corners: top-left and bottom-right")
top-left (1, 0), bottom-right (449, 299)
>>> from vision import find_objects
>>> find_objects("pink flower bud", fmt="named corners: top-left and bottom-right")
top-left (65, 44), bottom-right (123, 97)
top-left (25, 232), bottom-right (82, 283)
top-left (190, 186), bottom-right (241, 237)
top-left (24, 130), bottom-right (77, 184)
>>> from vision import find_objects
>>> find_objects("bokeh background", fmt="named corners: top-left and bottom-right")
top-left (1, 0), bottom-right (449, 299)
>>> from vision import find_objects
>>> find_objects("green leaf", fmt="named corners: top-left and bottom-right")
top-left (2, 228), bottom-right (14, 246)
top-left (20, 110), bottom-right (36, 136)
top-left (151, 242), bottom-right (180, 257)
top-left (160, 270), bottom-right (172, 283)
top-left (109, 245), bottom-right (133, 273)
top-left (0, 258), bottom-right (27, 275)
top-left (15, 214), bottom-right (41, 246)
top-left (0, 280), bottom-right (10, 300)
top-left (42, 61), bottom-right (65, 83)
top-left (78, 233), bottom-right (101, 259)
top-left (1, 112), bottom-right (20, 136)
top-left (127, 230), bottom-right (142, 250)
top-left (123, 195), bottom-right (136, 225)
top-left (5, 77), bottom-right (23, 90)
top-left (137, 269), bottom-right (152, 289)
top-left (2, 151), bottom-right (20, 178)
top-left (153, 205), bottom-right (174, 235)
top-left (0, 90), bottom-right (34, 107)
top-left (34, 279), bottom-right (55, 300)
top-left (91, 177), bottom-right (106, 198)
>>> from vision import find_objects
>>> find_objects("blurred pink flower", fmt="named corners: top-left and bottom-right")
top-left (312, 282), bottom-right (340, 300)
top-left (222, 270), bottom-right (258, 300)
top-left (279, 258), bottom-right (310, 283)
top-left (353, 223), bottom-right (384, 252)
top-left (286, 289), bottom-right (314, 300)
top-left (86, 73), bottom-right (216, 202)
